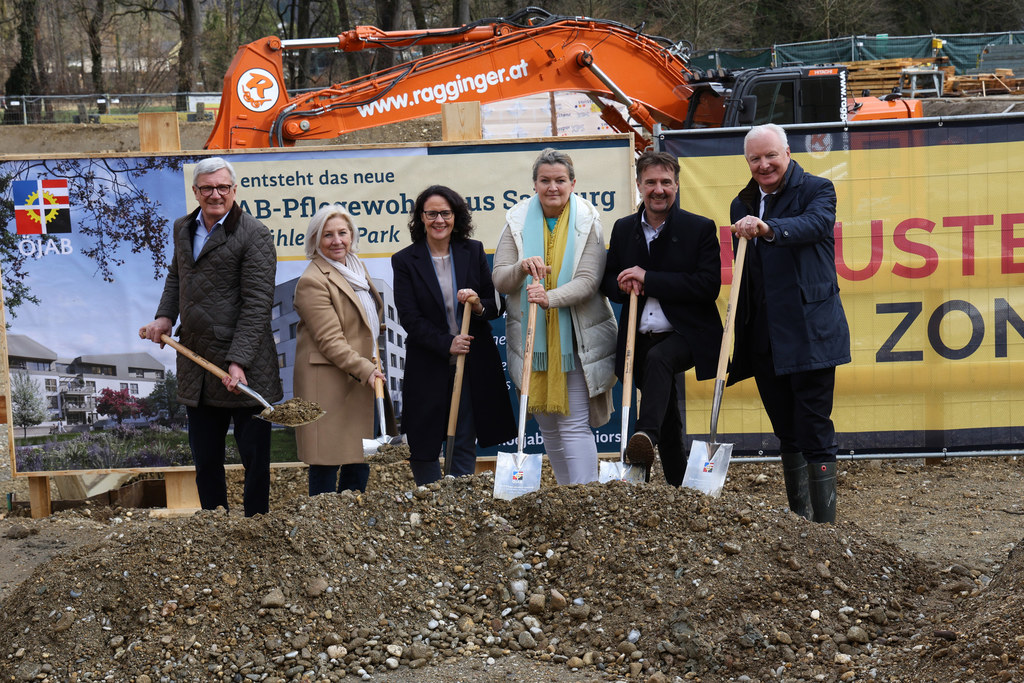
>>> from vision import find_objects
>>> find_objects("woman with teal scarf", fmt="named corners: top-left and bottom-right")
top-left (493, 148), bottom-right (618, 485)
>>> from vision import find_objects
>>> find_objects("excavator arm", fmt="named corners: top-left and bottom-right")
top-left (205, 9), bottom-right (695, 150)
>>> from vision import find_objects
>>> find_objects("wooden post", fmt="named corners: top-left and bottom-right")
top-left (28, 476), bottom-right (51, 519)
top-left (441, 102), bottom-right (482, 141)
top-left (138, 112), bottom-right (182, 152)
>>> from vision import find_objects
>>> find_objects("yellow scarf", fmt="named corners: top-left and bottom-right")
top-left (529, 207), bottom-right (571, 415)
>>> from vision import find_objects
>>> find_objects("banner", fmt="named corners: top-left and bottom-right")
top-left (663, 117), bottom-right (1024, 453)
top-left (4, 136), bottom-right (636, 474)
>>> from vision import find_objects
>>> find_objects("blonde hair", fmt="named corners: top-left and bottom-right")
top-left (304, 204), bottom-right (359, 259)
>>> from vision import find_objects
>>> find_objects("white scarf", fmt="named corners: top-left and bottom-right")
top-left (317, 249), bottom-right (380, 347)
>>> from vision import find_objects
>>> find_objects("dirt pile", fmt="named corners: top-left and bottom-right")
top-left (0, 459), bottom-right (987, 683)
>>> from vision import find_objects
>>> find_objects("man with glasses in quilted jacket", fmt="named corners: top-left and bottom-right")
top-left (141, 156), bottom-right (282, 517)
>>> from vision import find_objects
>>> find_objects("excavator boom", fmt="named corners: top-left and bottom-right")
top-left (205, 8), bottom-right (920, 150)
top-left (206, 10), bottom-right (692, 149)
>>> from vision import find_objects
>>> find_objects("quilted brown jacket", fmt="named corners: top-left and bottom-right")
top-left (155, 204), bottom-right (283, 408)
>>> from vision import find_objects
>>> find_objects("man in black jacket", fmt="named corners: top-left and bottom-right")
top-left (601, 151), bottom-right (723, 486)
top-left (729, 123), bottom-right (850, 523)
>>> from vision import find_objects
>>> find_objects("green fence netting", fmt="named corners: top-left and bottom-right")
top-left (691, 31), bottom-right (1024, 75)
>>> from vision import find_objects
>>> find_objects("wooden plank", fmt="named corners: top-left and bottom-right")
top-left (160, 470), bottom-right (201, 516)
top-left (54, 472), bottom-right (135, 500)
top-left (28, 476), bottom-right (52, 519)
top-left (138, 112), bottom-right (181, 153)
top-left (441, 102), bottom-right (482, 141)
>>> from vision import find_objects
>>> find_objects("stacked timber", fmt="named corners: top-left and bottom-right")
top-left (945, 68), bottom-right (1024, 96)
top-left (840, 57), bottom-right (936, 97)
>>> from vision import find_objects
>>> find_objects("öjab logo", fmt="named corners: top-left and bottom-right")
top-left (11, 178), bottom-right (75, 259)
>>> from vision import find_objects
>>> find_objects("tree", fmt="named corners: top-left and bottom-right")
top-left (96, 387), bottom-right (140, 424)
top-left (146, 370), bottom-right (184, 421)
top-left (4, 0), bottom-right (40, 124)
top-left (11, 371), bottom-right (47, 437)
top-left (120, 0), bottom-right (201, 110)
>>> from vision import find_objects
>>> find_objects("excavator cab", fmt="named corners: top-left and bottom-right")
top-left (723, 65), bottom-right (920, 126)
top-left (726, 66), bottom-right (849, 126)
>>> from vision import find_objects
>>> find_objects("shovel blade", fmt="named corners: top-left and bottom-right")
top-left (682, 439), bottom-right (733, 498)
top-left (598, 460), bottom-right (646, 484)
top-left (493, 449), bottom-right (542, 500)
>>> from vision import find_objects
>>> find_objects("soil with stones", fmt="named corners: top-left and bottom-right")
top-left (1, 448), bottom-right (1022, 683)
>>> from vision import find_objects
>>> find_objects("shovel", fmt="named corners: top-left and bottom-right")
top-left (682, 238), bottom-right (748, 497)
top-left (363, 356), bottom-right (403, 455)
top-left (151, 333), bottom-right (325, 427)
top-left (441, 295), bottom-right (479, 476)
top-left (493, 301), bottom-right (543, 500)
top-left (599, 290), bottom-right (646, 484)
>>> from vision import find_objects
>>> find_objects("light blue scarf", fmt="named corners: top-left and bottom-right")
top-left (520, 193), bottom-right (577, 372)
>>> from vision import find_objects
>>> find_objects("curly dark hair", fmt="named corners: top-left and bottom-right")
top-left (406, 185), bottom-right (474, 243)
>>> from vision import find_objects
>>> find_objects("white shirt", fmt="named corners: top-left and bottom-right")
top-left (637, 210), bottom-right (673, 334)
top-left (193, 212), bottom-right (228, 261)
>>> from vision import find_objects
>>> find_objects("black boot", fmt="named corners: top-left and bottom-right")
top-left (780, 452), bottom-right (812, 520)
top-left (807, 461), bottom-right (837, 524)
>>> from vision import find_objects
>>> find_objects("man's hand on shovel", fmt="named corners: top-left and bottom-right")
top-left (223, 363), bottom-right (247, 394)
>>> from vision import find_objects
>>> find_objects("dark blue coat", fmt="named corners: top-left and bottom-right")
top-left (728, 160), bottom-right (850, 383)
top-left (392, 238), bottom-right (515, 460)
top-left (601, 205), bottom-right (723, 381)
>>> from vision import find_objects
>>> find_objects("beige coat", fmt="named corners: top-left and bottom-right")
top-left (292, 256), bottom-right (383, 466)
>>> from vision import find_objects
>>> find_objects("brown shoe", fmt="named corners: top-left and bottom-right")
top-left (625, 431), bottom-right (656, 466)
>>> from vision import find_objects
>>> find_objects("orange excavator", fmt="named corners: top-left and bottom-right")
top-left (205, 7), bottom-right (922, 151)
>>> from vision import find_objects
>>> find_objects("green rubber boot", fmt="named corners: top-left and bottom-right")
top-left (807, 461), bottom-right (837, 524)
top-left (780, 452), bottom-right (812, 520)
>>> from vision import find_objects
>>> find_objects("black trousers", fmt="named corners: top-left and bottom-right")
top-left (634, 331), bottom-right (694, 487)
top-left (186, 404), bottom-right (271, 516)
top-left (751, 356), bottom-right (838, 463)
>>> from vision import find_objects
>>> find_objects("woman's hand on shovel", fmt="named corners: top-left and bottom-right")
top-left (450, 334), bottom-right (474, 355)
top-left (457, 289), bottom-right (483, 315)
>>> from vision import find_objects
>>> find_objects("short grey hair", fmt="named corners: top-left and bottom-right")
top-left (305, 203), bottom-right (359, 260)
top-left (744, 124), bottom-right (788, 156)
top-left (193, 156), bottom-right (237, 185)
top-left (532, 147), bottom-right (575, 181)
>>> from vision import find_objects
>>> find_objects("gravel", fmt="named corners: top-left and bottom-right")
top-left (0, 451), bottom-right (1021, 682)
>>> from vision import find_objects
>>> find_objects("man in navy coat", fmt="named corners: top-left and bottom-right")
top-left (729, 123), bottom-right (850, 523)
top-left (601, 151), bottom-right (723, 486)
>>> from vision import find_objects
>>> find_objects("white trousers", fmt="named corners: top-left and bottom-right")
top-left (533, 363), bottom-right (598, 485)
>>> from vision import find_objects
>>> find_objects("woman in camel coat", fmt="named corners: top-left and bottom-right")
top-left (293, 204), bottom-right (386, 495)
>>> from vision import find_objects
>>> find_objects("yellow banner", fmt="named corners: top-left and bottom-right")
top-left (675, 132), bottom-right (1024, 447)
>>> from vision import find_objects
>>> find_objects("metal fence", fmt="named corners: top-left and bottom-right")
top-left (1, 92), bottom-right (221, 125)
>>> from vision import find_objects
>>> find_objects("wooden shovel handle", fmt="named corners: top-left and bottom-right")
top-left (156, 333), bottom-right (230, 381)
top-left (373, 355), bottom-right (385, 400)
top-left (715, 238), bottom-right (749, 383)
top-left (520, 301), bottom-right (538, 400)
top-left (622, 290), bottom-right (639, 410)
top-left (446, 295), bottom-right (479, 437)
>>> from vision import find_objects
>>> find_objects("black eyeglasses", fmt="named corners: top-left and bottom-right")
top-left (423, 210), bottom-right (453, 221)
top-left (196, 184), bottom-right (235, 197)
